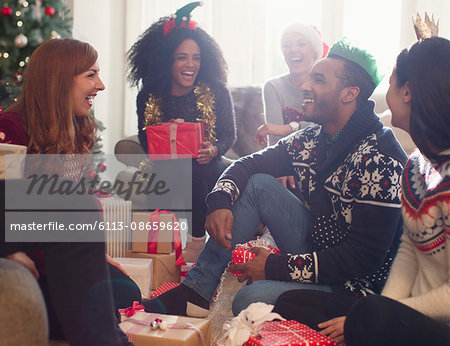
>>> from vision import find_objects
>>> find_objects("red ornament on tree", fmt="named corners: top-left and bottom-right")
top-left (45, 6), bottom-right (55, 16)
top-left (1, 6), bottom-right (13, 17)
top-left (13, 73), bottom-right (23, 83)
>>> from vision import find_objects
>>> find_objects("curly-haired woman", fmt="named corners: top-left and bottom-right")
top-left (128, 5), bottom-right (236, 262)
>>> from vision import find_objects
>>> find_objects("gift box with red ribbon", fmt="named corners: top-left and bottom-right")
top-left (147, 122), bottom-right (205, 160)
top-left (244, 320), bottom-right (336, 346)
top-left (131, 210), bottom-right (186, 268)
top-left (231, 242), bottom-right (280, 277)
top-left (126, 251), bottom-right (180, 290)
top-left (119, 301), bottom-right (145, 320)
top-left (119, 307), bottom-right (210, 345)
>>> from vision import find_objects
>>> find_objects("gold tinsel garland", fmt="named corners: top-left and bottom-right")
top-left (142, 81), bottom-right (217, 143)
top-left (142, 95), bottom-right (163, 129)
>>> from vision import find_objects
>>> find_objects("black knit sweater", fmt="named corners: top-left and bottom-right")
top-left (206, 101), bottom-right (407, 296)
top-left (136, 82), bottom-right (236, 158)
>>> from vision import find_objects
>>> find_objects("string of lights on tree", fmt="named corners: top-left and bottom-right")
top-left (0, 0), bottom-right (72, 111)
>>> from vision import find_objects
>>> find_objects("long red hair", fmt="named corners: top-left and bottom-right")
top-left (8, 38), bottom-right (98, 154)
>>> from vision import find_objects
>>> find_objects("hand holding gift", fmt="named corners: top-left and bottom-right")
top-left (228, 241), bottom-right (280, 284)
top-left (197, 140), bottom-right (218, 165)
top-left (146, 120), bottom-right (205, 160)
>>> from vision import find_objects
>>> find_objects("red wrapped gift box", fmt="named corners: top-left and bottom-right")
top-left (150, 282), bottom-right (180, 299)
top-left (245, 320), bottom-right (336, 346)
top-left (231, 245), bottom-right (280, 277)
top-left (147, 122), bottom-right (205, 159)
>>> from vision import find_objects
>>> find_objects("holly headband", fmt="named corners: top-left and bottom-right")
top-left (163, 2), bottom-right (202, 36)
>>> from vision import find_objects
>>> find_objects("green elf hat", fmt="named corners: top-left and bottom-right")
top-left (163, 2), bottom-right (202, 36)
top-left (327, 38), bottom-right (384, 86)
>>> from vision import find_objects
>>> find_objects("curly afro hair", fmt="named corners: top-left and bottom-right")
top-left (127, 17), bottom-right (228, 97)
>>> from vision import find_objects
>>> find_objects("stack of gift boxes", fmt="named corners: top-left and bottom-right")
top-left (112, 209), bottom-right (205, 345)
top-left (114, 210), bottom-right (195, 294)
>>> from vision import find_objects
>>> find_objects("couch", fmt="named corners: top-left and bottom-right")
top-left (0, 258), bottom-right (48, 346)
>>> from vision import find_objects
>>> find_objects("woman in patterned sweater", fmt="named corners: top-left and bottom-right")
top-left (275, 35), bottom-right (450, 346)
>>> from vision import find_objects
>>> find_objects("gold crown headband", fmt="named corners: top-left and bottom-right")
top-left (413, 12), bottom-right (439, 40)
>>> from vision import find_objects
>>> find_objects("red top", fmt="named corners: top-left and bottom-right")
top-left (0, 112), bottom-right (28, 146)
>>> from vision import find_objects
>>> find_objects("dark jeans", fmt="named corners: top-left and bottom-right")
top-left (1, 180), bottom-right (132, 346)
top-left (274, 290), bottom-right (358, 331)
top-left (183, 174), bottom-right (323, 314)
top-left (191, 158), bottom-right (227, 237)
top-left (345, 295), bottom-right (450, 346)
top-left (40, 262), bottom-right (141, 341)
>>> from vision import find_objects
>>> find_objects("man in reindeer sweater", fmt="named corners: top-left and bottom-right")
top-left (143, 39), bottom-right (408, 317)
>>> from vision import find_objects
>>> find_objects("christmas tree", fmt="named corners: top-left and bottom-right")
top-left (0, 0), bottom-right (72, 111)
top-left (1, 0), bottom-right (106, 173)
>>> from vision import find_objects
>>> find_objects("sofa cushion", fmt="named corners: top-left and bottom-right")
top-left (114, 135), bottom-right (146, 167)
top-left (0, 258), bottom-right (48, 345)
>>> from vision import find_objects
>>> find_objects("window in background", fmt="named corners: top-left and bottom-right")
top-left (123, 0), bottom-right (409, 136)
top-left (264, 0), bottom-right (322, 81)
top-left (343, 0), bottom-right (402, 95)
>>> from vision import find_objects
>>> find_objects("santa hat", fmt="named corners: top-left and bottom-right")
top-left (281, 23), bottom-right (329, 59)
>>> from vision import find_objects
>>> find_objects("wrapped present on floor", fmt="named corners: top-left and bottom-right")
top-left (131, 210), bottom-right (186, 273)
top-left (113, 257), bottom-right (153, 299)
top-left (119, 301), bottom-right (145, 320)
top-left (231, 241), bottom-right (280, 277)
top-left (119, 309), bottom-right (210, 346)
top-left (244, 320), bottom-right (336, 346)
top-left (150, 282), bottom-right (181, 299)
top-left (126, 251), bottom-right (180, 290)
top-left (147, 122), bottom-right (205, 160)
